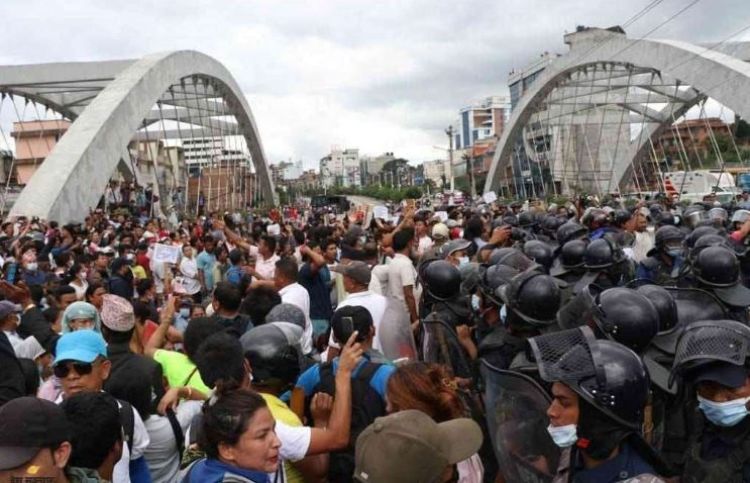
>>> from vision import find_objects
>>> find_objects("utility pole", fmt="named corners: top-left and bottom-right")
top-left (445, 125), bottom-right (455, 192)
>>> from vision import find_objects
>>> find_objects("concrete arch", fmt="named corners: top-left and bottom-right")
top-left (6, 51), bottom-right (275, 222)
top-left (485, 29), bottom-right (750, 195)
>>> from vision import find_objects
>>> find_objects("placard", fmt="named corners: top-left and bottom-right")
top-left (152, 243), bottom-right (180, 264)
top-left (483, 191), bottom-right (498, 204)
top-left (373, 205), bottom-right (388, 220)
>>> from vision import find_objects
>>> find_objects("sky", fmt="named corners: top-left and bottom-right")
top-left (1, 0), bottom-right (749, 169)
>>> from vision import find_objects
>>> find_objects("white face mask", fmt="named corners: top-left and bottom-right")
top-left (26, 263), bottom-right (38, 272)
top-left (179, 308), bottom-right (190, 318)
top-left (546, 424), bottom-right (578, 448)
top-left (458, 256), bottom-right (470, 267)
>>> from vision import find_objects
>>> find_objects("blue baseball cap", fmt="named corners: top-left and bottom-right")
top-left (53, 330), bottom-right (107, 365)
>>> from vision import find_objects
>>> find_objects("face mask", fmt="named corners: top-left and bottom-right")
top-left (126, 253), bottom-right (135, 261)
top-left (666, 247), bottom-right (683, 258)
top-left (179, 308), bottom-right (190, 318)
top-left (471, 294), bottom-right (481, 312)
top-left (698, 395), bottom-right (750, 427)
top-left (499, 305), bottom-right (507, 324)
top-left (458, 256), bottom-right (469, 267)
top-left (547, 424), bottom-right (578, 448)
top-left (26, 263), bottom-right (38, 272)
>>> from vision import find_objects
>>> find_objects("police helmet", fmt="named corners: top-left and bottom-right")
top-left (523, 240), bottom-right (555, 272)
top-left (671, 319), bottom-right (750, 387)
top-left (684, 226), bottom-right (721, 250)
top-left (497, 270), bottom-right (562, 326)
top-left (583, 238), bottom-right (625, 270)
top-left (590, 286), bottom-right (660, 353)
top-left (654, 225), bottom-right (684, 250)
top-left (560, 239), bottom-right (587, 269)
top-left (423, 260), bottom-right (461, 301)
top-left (692, 245), bottom-right (740, 287)
top-left (556, 222), bottom-right (588, 246)
top-left (636, 284), bottom-right (678, 333)
top-left (518, 211), bottom-right (536, 229)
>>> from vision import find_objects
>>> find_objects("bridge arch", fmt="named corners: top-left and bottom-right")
top-left (2, 50), bottom-right (275, 222)
top-left (485, 29), bottom-right (750, 195)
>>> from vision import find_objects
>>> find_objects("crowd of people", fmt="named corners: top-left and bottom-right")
top-left (2, 189), bottom-right (750, 482)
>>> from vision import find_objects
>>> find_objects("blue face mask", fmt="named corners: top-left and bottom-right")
top-left (471, 294), bottom-right (481, 312)
top-left (667, 248), bottom-right (683, 258)
top-left (697, 395), bottom-right (750, 427)
top-left (458, 256), bottom-right (470, 267)
top-left (546, 424), bottom-right (578, 448)
top-left (179, 308), bottom-right (190, 319)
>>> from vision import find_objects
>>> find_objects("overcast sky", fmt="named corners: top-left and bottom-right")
top-left (2, 0), bottom-right (749, 169)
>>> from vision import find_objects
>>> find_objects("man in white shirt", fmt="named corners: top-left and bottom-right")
top-left (274, 257), bottom-right (314, 355)
top-left (327, 261), bottom-right (388, 359)
top-left (387, 229), bottom-right (420, 327)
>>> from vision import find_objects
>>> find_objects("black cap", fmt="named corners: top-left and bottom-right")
top-left (689, 361), bottom-right (748, 389)
top-left (0, 397), bottom-right (71, 470)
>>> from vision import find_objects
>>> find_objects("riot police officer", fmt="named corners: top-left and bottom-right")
top-left (524, 240), bottom-right (555, 274)
top-left (670, 319), bottom-right (750, 482)
top-left (636, 225), bottom-right (686, 285)
top-left (419, 260), bottom-right (475, 378)
top-left (574, 238), bottom-right (634, 293)
top-left (529, 327), bottom-right (670, 482)
top-left (478, 270), bottom-right (562, 371)
top-left (551, 239), bottom-right (588, 303)
top-left (690, 245), bottom-right (750, 322)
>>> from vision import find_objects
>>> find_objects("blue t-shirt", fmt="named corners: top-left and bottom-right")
top-left (195, 251), bottom-right (217, 291)
top-left (295, 355), bottom-right (395, 400)
top-left (226, 264), bottom-right (244, 286)
top-left (298, 263), bottom-right (333, 320)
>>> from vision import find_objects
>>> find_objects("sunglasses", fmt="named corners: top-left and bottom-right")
top-left (53, 361), bottom-right (96, 379)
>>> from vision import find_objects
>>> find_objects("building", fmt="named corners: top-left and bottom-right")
top-left (455, 96), bottom-right (511, 150)
top-left (360, 152), bottom-right (396, 184)
top-left (9, 119), bottom-right (71, 184)
top-left (320, 147), bottom-right (361, 188)
top-left (270, 160), bottom-right (304, 184)
top-left (179, 136), bottom-right (248, 176)
top-left (423, 159), bottom-right (448, 188)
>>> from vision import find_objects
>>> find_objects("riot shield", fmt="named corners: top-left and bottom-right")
top-left (651, 287), bottom-right (728, 355)
top-left (481, 361), bottom-right (560, 483)
top-left (421, 313), bottom-right (472, 378)
top-left (378, 298), bottom-right (417, 363)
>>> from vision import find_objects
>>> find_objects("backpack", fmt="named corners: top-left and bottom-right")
top-left (117, 399), bottom-right (135, 453)
top-left (314, 361), bottom-right (385, 483)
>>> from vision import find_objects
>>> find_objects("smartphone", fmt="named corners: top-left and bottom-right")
top-left (5, 263), bottom-right (17, 284)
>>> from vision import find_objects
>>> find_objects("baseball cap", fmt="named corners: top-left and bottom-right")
top-left (100, 294), bottom-right (135, 332)
top-left (689, 361), bottom-right (748, 389)
top-left (0, 397), bottom-right (71, 470)
top-left (440, 239), bottom-right (472, 258)
top-left (431, 223), bottom-right (449, 240)
top-left (0, 300), bottom-right (21, 320)
top-left (354, 410), bottom-right (483, 483)
top-left (265, 303), bottom-right (307, 330)
top-left (54, 330), bottom-right (107, 365)
top-left (331, 261), bottom-right (371, 285)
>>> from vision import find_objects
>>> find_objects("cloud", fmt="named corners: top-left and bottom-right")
top-left (0, 0), bottom-right (748, 171)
